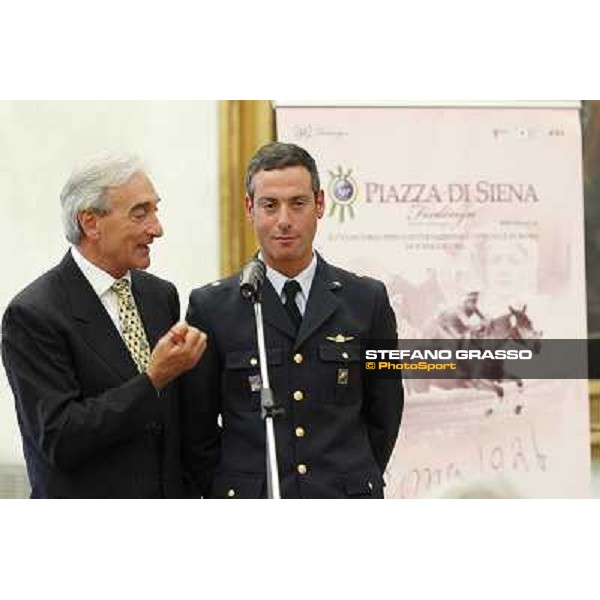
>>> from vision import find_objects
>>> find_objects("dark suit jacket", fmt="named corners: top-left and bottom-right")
top-left (182, 255), bottom-right (403, 498)
top-left (1, 252), bottom-right (183, 498)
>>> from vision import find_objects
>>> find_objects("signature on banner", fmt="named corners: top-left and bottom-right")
top-left (388, 426), bottom-right (548, 499)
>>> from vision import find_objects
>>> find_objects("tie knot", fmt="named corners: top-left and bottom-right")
top-left (112, 278), bottom-right (131, 296)
top-left (282, 279), bottom-right (301, 303)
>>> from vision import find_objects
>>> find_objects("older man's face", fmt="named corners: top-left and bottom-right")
top-left (93, 171), bottom-right (163, 278)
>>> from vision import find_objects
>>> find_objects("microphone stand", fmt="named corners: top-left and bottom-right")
top-left (241, 261), bottom-right (284, 499)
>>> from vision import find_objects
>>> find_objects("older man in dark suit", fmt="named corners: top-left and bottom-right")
top-left (1, 154), bottom-right (206, 498)
top-left (182, 142), bottom-right (403, 498)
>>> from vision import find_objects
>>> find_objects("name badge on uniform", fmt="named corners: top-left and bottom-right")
top-left (248, 374), bottom-right (262, 392)
top-left (337, 368), bottom-right (349, 385)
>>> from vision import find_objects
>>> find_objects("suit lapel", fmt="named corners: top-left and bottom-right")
top-left (59, 252), bottom-right (138, 380)
top-left (259, 255), bottom-right (343, 346)
top-left (131, 272), bottom-right (163, 349)
top-left (295, 256), bottom-right (341, 349)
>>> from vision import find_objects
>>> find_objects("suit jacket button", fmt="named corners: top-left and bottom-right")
top-left (295, 426), bottom-right (306, 438)
top-left (297, 464), bottom-right (308, 475)
top-left (341, 351), bottom-right (349, 360)
top-left (146, 422), bottom-right (163, 435)
top-left (293, 390), bottom-right (304, 401)
top-left (293, 353), bottom-right (304, 364)
top-left (227, 489), bottom-right (236, 498)
top-left (250, 357), bottom-right (258, 366)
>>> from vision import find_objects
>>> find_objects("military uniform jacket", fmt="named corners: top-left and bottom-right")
top-left (182, 255), bottom-right (403, 498)
top-left (1, 252), bottom-right (184, 498)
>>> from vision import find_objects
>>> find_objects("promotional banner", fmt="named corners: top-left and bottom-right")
top-left (277, 104), bottom-right (591, 498)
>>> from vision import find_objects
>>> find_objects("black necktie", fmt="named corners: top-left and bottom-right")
top-left (282, 280), bottom-right (302, 334)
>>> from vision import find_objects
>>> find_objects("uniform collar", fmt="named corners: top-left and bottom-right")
top-left (261, 251), bottom-right (317, 302)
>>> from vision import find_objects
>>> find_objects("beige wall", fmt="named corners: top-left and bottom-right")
top-left (0, 100), bottom-right (219, 464)
top-left (592, 460), bottom-right (600, 498)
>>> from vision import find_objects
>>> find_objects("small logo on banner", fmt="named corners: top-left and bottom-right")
top-left (327, 166), bottom-right (358, 222)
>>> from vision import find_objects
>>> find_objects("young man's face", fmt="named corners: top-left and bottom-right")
top-left (82, 171), bottom-right (164, 278)
top-left (245, 166), bottom-right (325, 277)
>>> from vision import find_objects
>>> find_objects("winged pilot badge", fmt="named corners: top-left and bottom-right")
top-left (326, 334), bottom-right (355, 343)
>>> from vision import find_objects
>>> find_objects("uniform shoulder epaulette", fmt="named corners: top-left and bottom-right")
top-left (196, 278), bottom-right (223, 292)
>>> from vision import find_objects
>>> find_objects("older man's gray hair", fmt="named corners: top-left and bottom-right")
top-left (60, 153), bottom-right (143, 244)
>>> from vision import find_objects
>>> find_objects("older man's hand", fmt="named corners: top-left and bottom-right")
top-left (146, 321), bottom-right (207, 390)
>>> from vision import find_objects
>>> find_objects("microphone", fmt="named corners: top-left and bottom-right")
top-left (240, 258), bottom-right (266, 300)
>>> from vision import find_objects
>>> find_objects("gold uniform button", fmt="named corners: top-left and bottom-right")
top-left (250, 357), bottom-right (258, 367)
top-left (293, 390), bottom-right (304, 402)
top-left (295, 426), bottom-right (305, 438)
top-left (341, 351), bottom-right (349, 360)
top-left (297, 464), bottom-right (308, 475)
top-left (293, 353), bottom-right (304, 364)
top-left (227, 489), bottom-right (235, 498)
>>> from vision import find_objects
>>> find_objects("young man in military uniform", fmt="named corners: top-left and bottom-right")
top-left (182, 142), bottom-right (403, 498)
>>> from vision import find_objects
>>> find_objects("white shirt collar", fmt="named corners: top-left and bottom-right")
top-left (70, 246), bottom-right (131, 298)
top-left (261, 251), bottom-right (317, 303)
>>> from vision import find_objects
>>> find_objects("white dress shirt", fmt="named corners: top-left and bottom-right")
top-left (70, 246), bottom-right (132, 336)
top-left (262, 252), bottom-right (317, 316)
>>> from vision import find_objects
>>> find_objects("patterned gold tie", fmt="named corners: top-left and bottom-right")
top-left (112, 278), bottom-right (151, 372)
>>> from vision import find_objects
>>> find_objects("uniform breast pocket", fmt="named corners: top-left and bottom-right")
top-left (318, 344), bottom-right (362, 405)
top-left (224, 347), bottom-right (283, 412)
